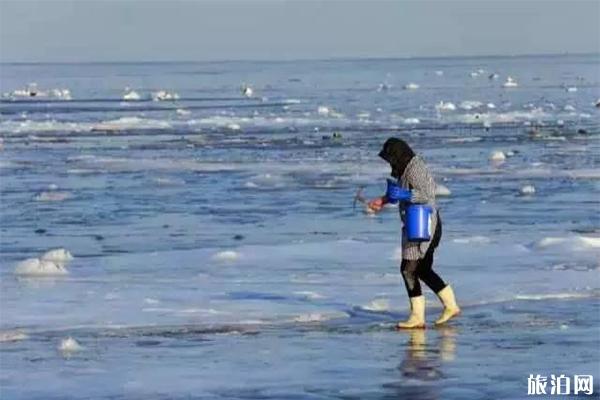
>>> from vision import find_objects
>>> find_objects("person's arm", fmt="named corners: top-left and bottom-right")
top-left (385, 178), bottom-right (412, 203)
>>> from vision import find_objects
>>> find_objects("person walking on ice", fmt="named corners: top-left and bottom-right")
top-left (367, 138), bottom-right (460, 329)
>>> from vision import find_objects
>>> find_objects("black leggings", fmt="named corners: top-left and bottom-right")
top-left (401, 216), bottom-right (447, 298)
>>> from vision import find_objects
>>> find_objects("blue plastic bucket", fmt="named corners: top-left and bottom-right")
top-left (406, 204), bottom-right (433, 242)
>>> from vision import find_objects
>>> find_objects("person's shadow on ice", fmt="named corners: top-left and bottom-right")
top-left (383, 327), bottom-right (457, 399)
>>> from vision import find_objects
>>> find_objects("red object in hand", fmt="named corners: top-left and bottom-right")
top-left (367, 197), bottom-right (385, 212)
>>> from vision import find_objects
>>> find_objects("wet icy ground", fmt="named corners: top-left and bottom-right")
top-left (1, 55), bottom-right (599, 398)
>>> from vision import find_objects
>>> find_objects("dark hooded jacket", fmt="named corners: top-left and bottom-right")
top-left (378, 138), bottom-right (415, 179)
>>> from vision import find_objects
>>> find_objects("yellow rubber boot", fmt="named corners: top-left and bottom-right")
top-left (397, 296), bottom-right (426, 329)
top-left (434, 285), bottom-right (461, 325)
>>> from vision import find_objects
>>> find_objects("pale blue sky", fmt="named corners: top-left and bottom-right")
top-left (0, 0), bottom-right (598, 62)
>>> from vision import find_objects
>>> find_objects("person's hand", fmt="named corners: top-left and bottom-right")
top-left (367, 197), bottom-right (385, 213)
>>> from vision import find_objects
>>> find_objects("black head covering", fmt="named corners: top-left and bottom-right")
top-left (378, 137), bottom-right (415, 178)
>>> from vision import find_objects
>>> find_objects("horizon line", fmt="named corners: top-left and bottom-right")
top-left (1, 51), bottom-right (599, 65)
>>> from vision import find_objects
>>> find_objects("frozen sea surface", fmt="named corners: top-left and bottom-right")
top-left (1, 55), bottom-right (599, 399)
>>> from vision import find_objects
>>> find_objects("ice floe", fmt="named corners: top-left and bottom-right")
top-left (212, 250), bottom-right (240, 262)
top-left (14, 258), bottom-right (68, 276)
top-left (122, 88), bottom-right (141, 101)
top-left (41, 248), bottom-right (74, 263)
top-left (520, 185), bottom-right (536, 195)
top-left (241, 85), bottom-right (253, 97)
top-left (51, 89), bottom-right (72, 100)
top-left (151, 90), bottom-right (179, 101)
top-left (459, 100), bottom-right (483, 110)
top-left (92, 116), bottom-right (171, 132)
top-left (317, 106), bottom-right (331, 116)
top-left (452, 109), bottom-right (549, 124)
top-left (435, 184), bottom-right (451, 197)
top-left (435, 101), bottom-right (456, 112)
top-left (0, 330), bottom-right (28, 342)
top-left (58, 337), bottom-right (83, 355)
top-left (489, 150), bottom-right (506, 162)
top-left (534, 236), bottom-right (600, 251)
top-left (3, 83), bottom-right (72, 100)
top-left (502, 77), bottom-right (518, 88)
top-left (14, 248), bottom-right (73, 276)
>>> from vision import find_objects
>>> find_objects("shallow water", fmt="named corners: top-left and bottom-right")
top-left (1, 55), bottom-right (599, 399)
